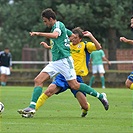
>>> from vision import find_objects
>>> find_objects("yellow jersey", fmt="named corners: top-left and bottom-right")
top-left (70, 41), bottom-right (96, 76)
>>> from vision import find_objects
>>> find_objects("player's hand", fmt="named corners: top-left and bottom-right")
top-left (29, 32), bottom-right (39, 36)
top-left (120, 37), bottom-right (127, 43)
top-left (83, 31), bottom-right (92, 37)
top-left (69, 33), bottom-right (76, 41)
top-left (40, 42), bottom-right (51, 49)
top-left (108, 62), bottom-right (111, 65)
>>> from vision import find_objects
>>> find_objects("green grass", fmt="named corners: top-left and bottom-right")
top-left (0, 86), bottom-right (133, 133)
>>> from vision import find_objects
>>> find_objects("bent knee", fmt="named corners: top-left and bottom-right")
top-left (68, 81), bottom-right (80, 90)
top-left (125, 80), bottom-right (131, 89)
top-left (34, 77), bottom-right (41, 85)
top-left (34, 77), bottom-right (38, 83)
top-left (70, 84), bottom-right (79, 90)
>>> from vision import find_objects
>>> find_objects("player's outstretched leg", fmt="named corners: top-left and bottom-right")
top-left (100, 93), bottom-right (109, 110)
top-left (17, 86), bottom-right (43, 116)
top-left (79, 83), bottom-right (109, 110)
top-left (35, 93), bottom-right (48, 111)
top-left (21, 114), bottom-right (34, 118)
top-left (17, 107), bottom-right (36, 115)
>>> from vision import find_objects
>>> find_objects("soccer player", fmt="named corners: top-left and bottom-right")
top-left (120, 16), bottom-right (133, 90)
top-left (89, 49), bottom-right (111, 89)
top-left (120, 36), bottom-right (133, 90)
top-left (0, 48), bottom-right (12, 86)
top-left (21, 27), bottom-right (101, 118)
top-left (18, 8), bottom-right (109, 116)
top-left (34, 27), bottom-right (105, 116)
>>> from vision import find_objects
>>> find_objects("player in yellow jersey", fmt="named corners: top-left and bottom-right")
top-left (70, 31), bottom-right (97, 77)
top-left (21, 27), bottom-right (105, 118)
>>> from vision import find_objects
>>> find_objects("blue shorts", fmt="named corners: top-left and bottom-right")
top-left (52, 74), bottom-right (86, 97)
top-left (127, 72), bottom-right (133, 82)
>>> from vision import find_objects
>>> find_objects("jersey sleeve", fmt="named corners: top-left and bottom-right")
top-left (101, 50), bottom-right (105, 57)
top-left (9, 53), bottom-right (12, 67)
top-left (66, 28), bottom-right (73, 37)
top-left (54, 28), bottom-right (61, 36)
top-left (0, 51), bottom-right (4, 56)
top-left (85, 42), bottom-right (97, 53)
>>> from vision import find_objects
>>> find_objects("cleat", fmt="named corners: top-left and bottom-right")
top-left (17, 107), bottom-right (36, 115)
top-left (17, 109), bottom-right (24, 114)
top-left (81, 110), bottom-right (88, 117)
top-left (22, 114), bottom-right (34, 118)
top-left (81, 102), bottom-right (90, 117)
top-left (100, 93), bottom-right (109, 110)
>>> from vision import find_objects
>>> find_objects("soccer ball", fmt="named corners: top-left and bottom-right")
top-left (0, 102), bottom-right (4, 114)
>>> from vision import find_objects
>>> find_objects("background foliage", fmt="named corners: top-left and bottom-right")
top-left (0, 0), bottom-right (132, 61)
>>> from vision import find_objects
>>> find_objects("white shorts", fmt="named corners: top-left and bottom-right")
top-left (0, 66), bottom-right (11, 75)
top-left (92, 64), bottom-right (105, 74)
top-left (41, 56), bottom-right (76, 81)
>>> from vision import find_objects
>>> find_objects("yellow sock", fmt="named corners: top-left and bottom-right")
top-left (82, 102), bottom-right (91, 113)
top-left (130, 83), bottom-right (133, 90)
top-left (87, 102), bottom-right (91, 110)
top-left (35, 93), bottom-right (48, 111)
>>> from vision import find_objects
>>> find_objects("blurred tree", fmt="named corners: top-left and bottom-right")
top-left (90, 0), bottom-right (132, 69)
top-left (1, 0), bottom-right (52, 60)
top-left (56, 0), bottom-right (132, 69)
top-left (0, 0), bottom-right (132, 68)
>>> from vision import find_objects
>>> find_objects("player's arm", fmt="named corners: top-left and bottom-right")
top-left (83, 31), bottom-right (102, 50)
top-left (29, 31), bottom-right (59, 39)
top-left (120, 37), bottom-right (133, 45)
top-left (0, 54), bottom-right (1, 64)
top-left (102, 56), bottom-right (111, 65)
top-left (66, 28), bottom-right (76, 41)
top-left (40, 42), bottom-right (51, 49)
top-left (0, 51), bottom-right (3, 56)
top-left (69, 33), bottom-right (76, 41)
top-left (101, 50), bottom-right (111, 65)
top-left (89, 58), bottom-right (92, 63)
top-left (9, 53), bottom-right (12, 71)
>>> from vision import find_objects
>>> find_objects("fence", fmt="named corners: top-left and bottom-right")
top-left (21, 48), bottom-right (133, 70)
top-left (7, 60), bottom-right (132, 87)
top-left (12, 60), bottom-right (133, 71)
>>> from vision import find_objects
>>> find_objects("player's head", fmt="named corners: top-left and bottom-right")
top-left (72, 27), bottom-right (84, 39)
top-left (4, 47), bottom-right (10, 53)
top-left (131, 15), bottom-right (133, 28)
top-left (71, 27), bottom-right (84, 45)
top-left (41, 8), bottom-right (56, 27)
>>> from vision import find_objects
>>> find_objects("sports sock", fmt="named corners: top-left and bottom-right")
top-left (35, 93), bottom-right (48, 110)
top-left (79, 83), bottom-right (103, 100)
top-left (89, 76), bottom-right (95, 87)
top-left (100, 76), bottom-right (105, 87)
top-left (87, 102), bottom-right (91, 110)
top-left (130, 83), bottom-right (133, 90)
top-left (82, 102), bottom-right (90, 112)
top-left (29, 86), bottom-right (42, 109)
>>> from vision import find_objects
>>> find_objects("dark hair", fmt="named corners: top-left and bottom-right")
top-left (131, 15), bottom-right (133, 19)
top-left (41, 8), bottom-right (56, 20)
top-left (72, 27), bottom-right (84, 39)
top-left (5, 47), bottom-right (9, 50)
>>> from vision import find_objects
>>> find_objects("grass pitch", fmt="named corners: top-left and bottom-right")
top-left (0, 86), bottom-right (133, 133)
